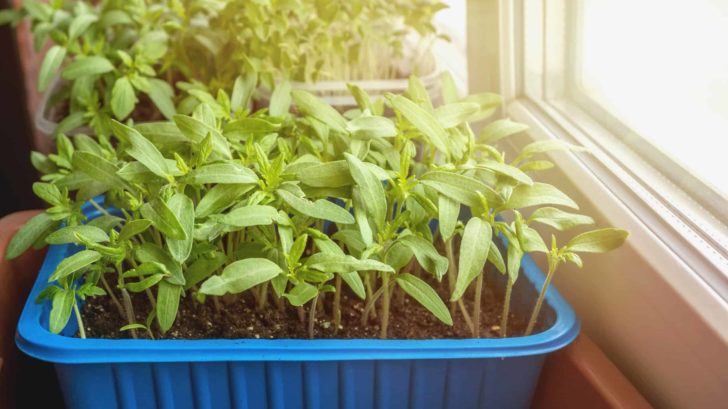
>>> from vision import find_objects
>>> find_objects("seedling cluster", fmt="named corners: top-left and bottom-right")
top-left (2, 0), bottom-right (447, 135)
top-left (7, 74), bottom-right (627, 339)
top-left (2, 0), bottom-right (627, 340)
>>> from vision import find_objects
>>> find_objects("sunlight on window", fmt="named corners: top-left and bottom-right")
top-left (578, 0), bottom-right (728, 197)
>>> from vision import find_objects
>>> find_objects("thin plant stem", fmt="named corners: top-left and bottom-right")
top-left (100, 275), bottom-right (124, 318)
top-left (120, 288), bottom-right (138, 339)
top-left (212, 296), bottom-right (222, 313)
top-left (444, 238), bottom-right (457, 316)
top-left (308, 294), bottom-right (319, 339)
top-left (499, 279), bottom-right (513, 338)
top-left (297, 306), bottom-right (306, 324)
top-left (394, 285), bottom-right (405, 308)
top-left (458, 299), bottom-right (475, 335)
top-left (472, 272), bottom-right (484, 338)
top-left (257, 282), bottom-right (269, 310)
top-left (333, 275), bottom-right (342, 332)
top-left (144, 288), bottom-right (156, 310)
top-left (88, 198), bottom-right (110, 216)
top-left (360, 281), bottom-right (388, 325)
top-left (73, 303), bottom-right (86, 339)
top-left (525, 264), bottom-right (557, 336)
top-left (380, 274), bottom-right (391, 339)
top-left (364, 273), bottom-right (377, 319)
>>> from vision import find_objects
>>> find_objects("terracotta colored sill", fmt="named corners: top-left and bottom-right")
top-left (0, 210), bottom-right (46, 407)
top-left (532, 333), bottom-right (653, 409)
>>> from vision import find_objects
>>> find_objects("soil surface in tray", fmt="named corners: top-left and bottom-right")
top-left (81, 272), bottom-right (544, 340)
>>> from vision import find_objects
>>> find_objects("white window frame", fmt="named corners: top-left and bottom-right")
top-left (497, 0), bottom-right (728, 308)
top-left (480, 2), bottom-right (728, 406)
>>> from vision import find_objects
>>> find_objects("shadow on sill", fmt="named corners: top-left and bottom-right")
top-left (532, 333), bottom-right (653, 409)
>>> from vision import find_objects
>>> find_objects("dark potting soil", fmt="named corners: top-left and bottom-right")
top-left (81, 271), bottom-right (545, 340)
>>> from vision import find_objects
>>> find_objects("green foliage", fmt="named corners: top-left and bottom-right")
top-left (11, 77), bottom-right (627, 340)
top-left (8, 0), bottom-right (448, 136)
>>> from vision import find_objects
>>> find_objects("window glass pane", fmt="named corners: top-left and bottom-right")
top-left (577, 0), bottom-right (728, 197)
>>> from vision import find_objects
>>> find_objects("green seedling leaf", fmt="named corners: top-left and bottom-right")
top-left (477, 160), bottom-right (533, 185)
top-left (269, 81), bottom-right (292, 117)
top-left (112, 121), bottom-right (169, 178)
top-left (126, 274), bottom-right (164, 293)
top-left (288, 234), bottom-right (309, 267)
top-left (296, 160), bottom-right (354, 188)
top-left (292, 90), bottom-right (347, 133)
top-left (199, 258), bottom-right (283, 296)
top-left (277, 189), bottom-right (354, 224)
top-left (504, 182), bottom-right (578, 210)
top-left (438, 195), bottom-right (460, 242)
top-left (399, 234), bottom-right (449, 280)
top-left (563, 251), bottom-right (583, 268)
top-left (344, 153), bottom-right (386, 231)
top-left (388, 94), bottom-right (449, 154)
top-left (38, 45), bottom-right (66, 92)
top-left (519, 160), bottom-right (555, 172)
top-left (122, 262), bottom-right (168, 278)
top-left (219, 205), bottom-right (279, 227)
top-left (120, 323), bottom-right (148, 332)
top-left (188, 162), bottom-right (258, 185)
top-left (87, 215), bottom-right (124, 232)
top-left (196, 184), bottom-right (253, 218)
top-left (479, 118), bottom-right (529, 144)
top-left (173, 114), bottom-right (232, 159)
top-left (136, 243), bottom-right (184, 286)
top-left (305, 252), bottom-right (394, 274)
top-left (506, 238), bottom-right (523, 283)
top-left (488, 241), bottom-right (506, 273)
top-left (68, 14), bottom-right (98, 41)
top-left (46, 225), bottom-right (109, 245)
top-left (421, 171), bottom-right (503, 208)
top-left (515, 139), bottom-right (588, 163)
top-left (224, 118), bottom-right (281, 139)
top-left (167, 194), bottom-right (194, 263)
top-left (140, 199), bottom-right (187, 241)
top-left (135, 122), bottom-right (187, 146)
top-left (347, 116), bottom-right (397, 139)
top-left (62, 56), bottom-right (114, 80)
top-left (284, 282), bottom-right (318, 307)
top-left (156, 281), bottom-right (182, 333)
top-left (566, 228), bottom-right (629, 253)
top-left (452, 217), bottom-right (491, 301)
top-left (440, 71), bottom-right (460, 104)
top-left (347, 84), bottom-right (375, 112)
top-left (520, 226), bottom-right (548, 253)
top-left (49, 250), bottom-right (101, 282)
top-left (310, 234), bottom-right (366, 299)
top-left (184, 251), bottom-right (227, 290)
top-left (434, 102), bottom-right (481, 128)
top-left (72, 151), bottom-right (128, 190)
top-left (111, 77), bottom-right (136, 119)
top-left (528, 207), bottom-right (594, 231)
top-left (6, 212), bottom-right (55, 259)
top-left (118, 219), bottom-right (153, 241)
top-left (396, 273), bottom-right (452, 325)
top-left (231, 72), bottom-right (257, 111)
top-left (49, 289), bottom-right (75, 334)
top-left (147, 79), bottom-right (176, 120)
top-left (33, 182), bottom-right (63, 206)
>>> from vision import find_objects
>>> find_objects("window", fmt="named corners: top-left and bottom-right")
top-left (500, 0), bottom-right (728, 298)
top-left (574, 0), bottom-right (728, 203)
top-left (496, 3), bottom-right (728, 407)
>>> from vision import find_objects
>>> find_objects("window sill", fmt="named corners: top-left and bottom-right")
top-left (505, 97), bottom-right (728, 408)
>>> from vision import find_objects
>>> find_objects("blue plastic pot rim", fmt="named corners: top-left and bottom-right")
top-left (16, 205), bottom-right (579, 364)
